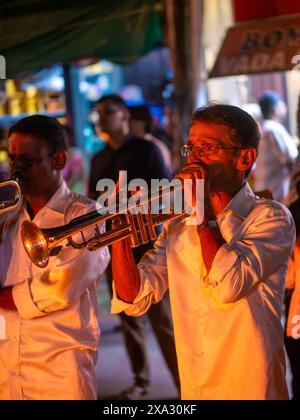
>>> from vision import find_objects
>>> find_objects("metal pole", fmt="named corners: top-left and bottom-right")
top-left (165, 0), bottom-right (194, 169)
top-left (190, 0), bottom-right (207, 108)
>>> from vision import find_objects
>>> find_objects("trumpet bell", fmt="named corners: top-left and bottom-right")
top-left (21, 221), bottom-right (49, 268)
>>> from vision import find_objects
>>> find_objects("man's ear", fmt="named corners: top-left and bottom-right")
top-left (52, 151), bottom-right (67, 170)
top-left (236, 148), bottom-right (257, 173)
top-left (123, 107), bottom-right (130, 122)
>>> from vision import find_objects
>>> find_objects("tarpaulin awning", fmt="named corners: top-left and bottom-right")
top-left (209, 14), bottom-right (300, 78)
top-left (0, 0), bottom-right (163, 78)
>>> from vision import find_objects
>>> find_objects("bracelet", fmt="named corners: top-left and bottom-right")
top-left (197, 219), bottom-right (219, 233)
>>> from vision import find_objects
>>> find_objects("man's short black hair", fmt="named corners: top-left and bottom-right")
top-left (8, 115), bottom-right (67, 153)
top-left (129, 105), bottom-right (153, 133)
top-left (97, 94), bottom-right (127, 109)
top-left (191, 104), bottom-right (261, 151)
top-left (258, 91), bottom-right (281, 119)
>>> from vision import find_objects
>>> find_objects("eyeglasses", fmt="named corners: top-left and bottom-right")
top-left (179, 144), bottom-right (242, 158)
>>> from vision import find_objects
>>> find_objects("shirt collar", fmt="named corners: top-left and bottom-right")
top-left (217, 183), bottom-right (257, 226)
top-left (46, 181), bottom-right (71, 214)
top-left (29, 181), bottom-right (71, 220)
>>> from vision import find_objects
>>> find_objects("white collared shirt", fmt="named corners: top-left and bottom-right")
top-left (112, 183), bottom-right (295, 400)
top-left (0, 182), bottom-right (110, 400)
top-left (253, 119), bottom-right (298, 203)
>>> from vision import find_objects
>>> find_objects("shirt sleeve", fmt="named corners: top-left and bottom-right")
top-left (13, 203), bottom-right (110, 320)
top-left (111, 222), bottom-right (169, 317)
top-left (204, 203), bottom-right (296, 305)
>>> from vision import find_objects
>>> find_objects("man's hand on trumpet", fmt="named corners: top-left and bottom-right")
top-left (175, 163), bottom-right (226, 272)
top-left (175, 164), bottom-right (216, 224)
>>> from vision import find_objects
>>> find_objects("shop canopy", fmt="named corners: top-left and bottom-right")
top-left (0, 0), bottom-right (163, 78)
top-left (210, 13), bottom-right (300, 78)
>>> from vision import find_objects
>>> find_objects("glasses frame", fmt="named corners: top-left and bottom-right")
top-left (179, 144), bottom-right (242, 158)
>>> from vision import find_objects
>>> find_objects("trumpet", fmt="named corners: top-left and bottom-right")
top-left (21, 183), bottom-right (184, 268)
top-left (0, 179), bottom-right (21, 215)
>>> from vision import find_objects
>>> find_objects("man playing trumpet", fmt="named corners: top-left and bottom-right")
top-left (0, 115), bottom-right (110, 400)
top-left (111, 104), bottom-right (296, 400)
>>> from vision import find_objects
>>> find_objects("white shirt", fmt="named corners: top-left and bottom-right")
top-left (112, 183), bottom-right (295, 400)
top-left (0, 182), bottom-right (110, 400)
top-left (253, 119), bottom-right (298, 203)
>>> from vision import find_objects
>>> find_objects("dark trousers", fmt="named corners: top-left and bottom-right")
top-left (285, 291), bottom-right (300, 400)
top-left (106, 263), bottom-right (180, 390)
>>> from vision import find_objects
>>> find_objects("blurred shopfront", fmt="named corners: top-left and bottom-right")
top-left (2, 0), bottom-right (300, 175)
top-left (205, 0), bottom-right (300, 140)
top-left (0, 0), bottom-right (167, 186)
top-left (0, 68), bottom-right (66, 174)
top-left (0, 50), bottom-right (172, 192)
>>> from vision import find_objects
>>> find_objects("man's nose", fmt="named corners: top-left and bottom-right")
top-left (10, 159), bottom-right (24, 172)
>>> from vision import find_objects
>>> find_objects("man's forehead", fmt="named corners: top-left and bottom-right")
top-left (189, 122), bottom-right (231, 139)
top-left (97, 100), bottom-right (123, 111)
top-left (8, 132), bottom-right (47, 153)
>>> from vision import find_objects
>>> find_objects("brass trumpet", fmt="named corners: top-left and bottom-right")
top-left (0, 179), bottom-right (21, 215)
top-left (21, 183), bottom-right (184, 268)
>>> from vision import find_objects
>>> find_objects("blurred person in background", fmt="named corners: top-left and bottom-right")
top-left (284, 100), bottom-right (300, 400)
top-left (63, 125), bottom-right (87, 195)
top-left (285, 178), bottom-right (300, 400)
top-left (129, 104), bottom-right (173, 173)
top-left (253, 91), bottom-right (298, 203)
top-left (285, 97), bottom-right (300, 208)
top-left (89, 94), bottom-right (180, 400)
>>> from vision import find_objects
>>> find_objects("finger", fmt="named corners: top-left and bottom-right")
top-left (176, 170), bottom-right (206, 183)
top-left (178, 165), bottom-right (207, 179)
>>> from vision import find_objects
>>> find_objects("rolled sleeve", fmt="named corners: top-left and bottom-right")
top-left (29, 245), bottom-right (110, 316)
top-left (13, 245), bottom-right (110, 320)
top-left (204, 203), bottom-right (296, 305)
top-left (111, 279), bottom-right (154, 317)
top-left (12, 280), bottom-right (46, 319)
top-left (205, 244), bottom-right (241, 287)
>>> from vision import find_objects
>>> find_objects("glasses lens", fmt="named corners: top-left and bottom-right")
top-left (180, 146), bottom-right (190, 158)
